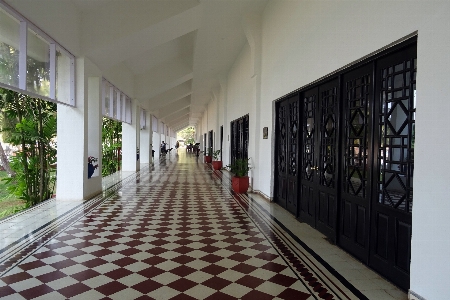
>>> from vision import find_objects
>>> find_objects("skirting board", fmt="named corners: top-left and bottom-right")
top-left (251, 189), bottom-right (272, 201)
top-left (409, 290), bottom-right (426, 300)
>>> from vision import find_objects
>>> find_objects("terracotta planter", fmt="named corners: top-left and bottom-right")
top-left (212, 161), bottom-right (222, 170)
top-left (204, 156), bottom-right (212, 163)
top-left (232, 176), bottom-right (249, 193)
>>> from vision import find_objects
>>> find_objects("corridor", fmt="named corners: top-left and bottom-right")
top-left (0, 151), bottom-right (406, 300)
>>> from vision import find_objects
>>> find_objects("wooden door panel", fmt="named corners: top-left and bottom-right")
top-left (286, 96), bottom-right (300, 215)
top-left (318, 192), bottom-right (335, 229)
top-left (300, 184), bottom-right (314, 223)
top-left (275, 96), bottom-right (299, 213)
top-left (395, 219), bottom-right (412, 273)
top-left (315, 80), bottom-right (339, 241)
top-left (338, 63), bottom-right (373, 262)
top-left (299, 88), bottom-right (317, 226)
top-left (369, 42), bottom-right (416, 291)
top-left (287, 177), bottom-right (297, 213)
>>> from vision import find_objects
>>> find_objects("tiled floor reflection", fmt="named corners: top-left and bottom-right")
top-left (0, 152), bottom-right (407, 299)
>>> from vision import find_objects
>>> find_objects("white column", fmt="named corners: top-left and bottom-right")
top-left (86, 76), bottom-right (102, 196)
top-left (56, 59), bottom-right (85, 200)
top-left (122, 99), bottom-right (140, 172)
top-left (56, 58), bottom-right (103, 200)
top-left (149, 112), bottom-right (153, 163)
top-left (153, 131), bottom-right (160, 159)
top-left (140, 109), bottom-right (151, 164)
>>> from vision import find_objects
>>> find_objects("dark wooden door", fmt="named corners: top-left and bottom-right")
top-left (369, 44), bottom-right (416, 290)
top-left (230, 115), bottom-right (249, 165)
top-left (275, 99), bottom-right (289, 209)
top-left (338, 64), bottom-right (373, 263)
top-left (275, 95), bottom-right (299, 214)
top-left (299, 80), bottom-right (339, 241)
top-left (204, 133), bottom-right (207, 154)
top-left (220, 126), bottom-right (223, 160)
top-left (299, 87), bottom-right (319, 226)
top-left (315, 79), bottom-right (340, 241)
top-left (208, 130), bottom-right (213, 151)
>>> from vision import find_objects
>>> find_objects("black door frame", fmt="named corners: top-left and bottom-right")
top-left (230, 114), bottom-right (249, 165)
top-left (220, 126), bottom-right (223, 161)
top-left (273, 36), bottom-right (416, 291)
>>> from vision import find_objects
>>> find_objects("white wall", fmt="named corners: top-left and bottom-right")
top-left (207, 97), bottom-right (217, 150)
top-left (256, 1), bottom-right (450, 298)
top-left (227, 44), bottom-right (253, 123)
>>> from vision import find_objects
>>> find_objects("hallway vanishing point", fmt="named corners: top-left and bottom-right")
top-left (0, 150), bottom-right (407, 299)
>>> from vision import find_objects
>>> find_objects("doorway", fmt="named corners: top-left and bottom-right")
top-left (230, 114), bottom-right (249, 165)
top-left (273, 38), bottom-right (416, 290)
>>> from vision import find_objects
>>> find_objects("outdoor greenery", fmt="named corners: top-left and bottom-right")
top-left (0, 41), bottom-right (57, 218)
top-left (0, 87), bottom-right (57, 210)
top-left (102, 117), bottom-right (122, 177)
top-left (178, 126), bottom-right (195, 145)
top-left (0, 171), bottom-right (24, 219)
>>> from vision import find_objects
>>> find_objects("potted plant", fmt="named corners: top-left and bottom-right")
top-left (226, 158), bottom-right (250, 193)
top-left (88, 156), bottom-right (98, 179)
top-left (204, 147), bottom-right (212, 163)
top-left (212, 150), bottom-right (222, 170)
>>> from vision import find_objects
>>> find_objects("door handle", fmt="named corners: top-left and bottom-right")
top-left (311, 166), bottom-right (318, 171)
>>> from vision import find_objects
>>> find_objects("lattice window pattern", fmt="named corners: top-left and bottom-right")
top-left (344, 74), bottom-right (371, 197)
top-left (378, 58), bottom-right (416, 213)
top-left (320, 87), bottom-right (337, 188)
top-left (303, 95), bottom-right (316, 181)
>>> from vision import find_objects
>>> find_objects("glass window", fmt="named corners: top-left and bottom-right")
top-left (125, 97), bottom-right (132, 124)
top-left (0, 7), bottom-right (20, 88)
top-left (140, 109), bottom-right (146, 129)
top-left (152, 115), bottom-right (158, 132)
top-left (27, 28), bottom-right (50, 97)
top-left (103, 81), bottom-right (110, 116)
top-left (56, 47), bottom-right (73, 104)
top-left (112, 88), bottom-right (118, 119)
top-left (121, 94), bottom-right (126, 121)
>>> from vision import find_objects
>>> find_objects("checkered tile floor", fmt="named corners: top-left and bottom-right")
top-left (0, 154), bottom-right (368, 299)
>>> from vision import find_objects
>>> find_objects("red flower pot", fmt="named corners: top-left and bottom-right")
top-left (232, 176), bottom-right (249, 193)
top-left (204, 156), bottom-right (212, 163)
top-left (212, 161), bottom-right (222, 170)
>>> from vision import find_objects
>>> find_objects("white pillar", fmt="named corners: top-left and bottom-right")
top-left (153, 131), bottom-right (160, 159)
top-left (140, 109), bottom-right (151, 164)
top-left (56, 58), bottom-right (102, 200)
top-left (56, 58), bottom-right (85, 200)
top-left (122, 99), bottom-right (140, 172)
top-left (86, 76), bottom-right (102, 195)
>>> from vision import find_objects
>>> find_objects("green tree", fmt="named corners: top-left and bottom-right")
top-left (102, 118), bottom-right (122, 176)
top-left (0, 87), bottom-right (56, 208)
top-left (178, 126), bottom-right (195, 145)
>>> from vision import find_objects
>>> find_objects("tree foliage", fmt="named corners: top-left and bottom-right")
top-left (0, 43), bottom-right (50, 95)
top-left (178, 126), bottom-right (196, 145)
top-left (0, 87), bottom-right (56, 208)
top-left (102, 118), bottom-right (122, 177)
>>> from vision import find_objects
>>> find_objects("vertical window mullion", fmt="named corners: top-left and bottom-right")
top-left (50, 43), bottom-right (56, 99)
top-left (19, 20), bottom-right (27, 90)
top-left (70, 56), bottom-right (75, 106)
top-left (117, 92), bottom-right (122, 121)
top-left (102, 80), bottom-right (106, 115)
top-left (109, 86), bottom-right (114, 117)
top-left (122, 95), bottom-right (126, 122)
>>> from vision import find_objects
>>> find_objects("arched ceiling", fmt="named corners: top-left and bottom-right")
top-left (5, 0), bottom-right (268, 132)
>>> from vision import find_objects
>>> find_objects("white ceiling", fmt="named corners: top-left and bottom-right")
top-left (10, 0), bottom-right (269, 131)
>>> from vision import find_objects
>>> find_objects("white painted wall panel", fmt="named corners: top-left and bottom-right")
top-left (258, 1), bottom-right (450, 298)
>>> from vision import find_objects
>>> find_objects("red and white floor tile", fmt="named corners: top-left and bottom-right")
top-left (0, 152), bottom-right (407, 299)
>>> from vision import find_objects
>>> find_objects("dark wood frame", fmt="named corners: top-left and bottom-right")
top-left (273, 36), bottom-right (417, 291)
